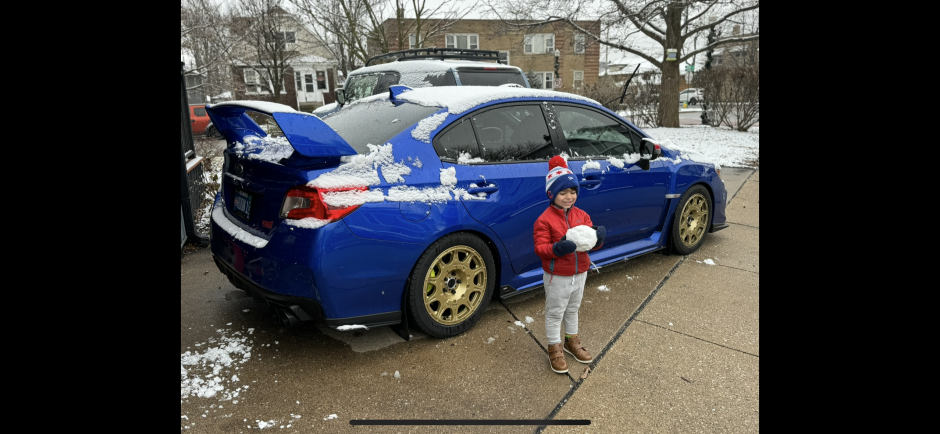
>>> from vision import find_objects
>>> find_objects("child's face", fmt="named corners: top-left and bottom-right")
top-left (554, 188), bottom-right (578, 210)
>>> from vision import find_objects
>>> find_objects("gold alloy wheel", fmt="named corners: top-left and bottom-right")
top-left (679, 193), bottom-right (710, 248)
top-left (423, 246), bottom-right (488, 326)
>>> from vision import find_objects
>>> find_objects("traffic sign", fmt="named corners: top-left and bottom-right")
top-left (685, 65), bottom-right (695, 72)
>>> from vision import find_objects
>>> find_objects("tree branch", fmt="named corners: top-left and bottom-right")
top-left (684, 2), bottom-right (760, 41)
top-left (679, 34), bottom-right (758, 62)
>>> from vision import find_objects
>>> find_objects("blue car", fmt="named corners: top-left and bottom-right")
top-left (206, 87), bottom-right (728, 339)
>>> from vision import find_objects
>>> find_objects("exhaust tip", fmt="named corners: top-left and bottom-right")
top-left (277, 308), bottom-right (301, 328)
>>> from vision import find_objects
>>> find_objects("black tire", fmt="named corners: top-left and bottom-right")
top-left (205, 125), bottom-right (221, 139)
top-left (671, 185), bottom-right (712, 255)
top-left (690, 98), bottom-right (699, 106)
top-left (406, 233), bottom-right (496, 338)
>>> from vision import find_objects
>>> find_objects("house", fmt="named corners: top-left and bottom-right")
top-left (229, 7), bottom-right (339, 112)
top-left (383, 19), bottom-right (601, 92)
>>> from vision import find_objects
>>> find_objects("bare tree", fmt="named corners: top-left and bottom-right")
top-left (289, 0), bottom-right (473, 76)
top-left (486, 0), bottom-right (760, 128)
top-left (231, 0), bottom-right (309, 101)
top-left (181, 0), bottom-right (242, 100)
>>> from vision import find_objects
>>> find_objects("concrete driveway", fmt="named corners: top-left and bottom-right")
top-left (181, 170), bottom-right (759, 433)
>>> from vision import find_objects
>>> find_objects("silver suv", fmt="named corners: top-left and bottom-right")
top-left (332, 49), bottom-right (529, 112)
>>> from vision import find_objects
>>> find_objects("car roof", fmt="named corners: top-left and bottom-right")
top-left (352, 86), bottom-right (601, 115)
top-left (349, 60), bottom-right (522, 77)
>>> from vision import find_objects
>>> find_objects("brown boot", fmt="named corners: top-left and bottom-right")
top-left (548, 343), bottom-right (568, 374)
top-left (564, 335), bottom-right (594, 364)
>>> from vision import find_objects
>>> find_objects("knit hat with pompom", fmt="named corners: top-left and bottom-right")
top-left (545, 156), bottom-right (579, 201)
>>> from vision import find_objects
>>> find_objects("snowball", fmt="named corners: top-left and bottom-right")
top-left (566, 226), bottom-right (597, 252)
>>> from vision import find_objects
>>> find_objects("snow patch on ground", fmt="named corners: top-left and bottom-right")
top-left (645, 126), bottom-right (759, 168)
top-left (567, 226), bottom-right (598, 252)
top-left (598, 286), bottom-right (611, 292)
top-left (525, 316), bottom-right (535, 324)
top-left (514, 321), bottom-right (526, 328)
top-left (324, 414), bottom-right (339, 421)
top-left (703, 259), bottom-right (716, 266)
top-left (181, 329), bottom-right (252, 402)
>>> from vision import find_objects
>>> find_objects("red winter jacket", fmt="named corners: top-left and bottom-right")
top-left (534, 205), bottom-right (601, 277)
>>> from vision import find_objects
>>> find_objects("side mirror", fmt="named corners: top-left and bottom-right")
top-left (638, 138), bottom-right (663, 171)
top-left (335, 89), bottom-right (346, 106)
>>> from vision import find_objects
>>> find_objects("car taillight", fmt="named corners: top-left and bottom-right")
top-left (280, 186), bottom-right (367, 221)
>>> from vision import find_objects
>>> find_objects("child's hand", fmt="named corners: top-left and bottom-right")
top-left (593, 226), bottom-right (607, 249)
top-left (553, 240), bottom-right (578, 257)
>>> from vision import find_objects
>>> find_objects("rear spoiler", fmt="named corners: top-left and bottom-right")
top-left (205, 102), bottom-right (357, 158)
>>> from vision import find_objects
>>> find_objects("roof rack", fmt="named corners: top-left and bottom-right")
top-left (366, 48), bottom-right (506, 66)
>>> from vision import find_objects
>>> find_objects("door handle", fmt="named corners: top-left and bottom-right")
top-left (580, 180), bottom-right (602, 187)
top-left (468, 186), bottom-right (499, 194)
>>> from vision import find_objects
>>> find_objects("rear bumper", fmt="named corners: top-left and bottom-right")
top-left (214, 255), bottom-right (402, 329)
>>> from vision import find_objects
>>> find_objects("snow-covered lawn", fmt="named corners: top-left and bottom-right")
top-left (645, 126), bottom-right (760, 168)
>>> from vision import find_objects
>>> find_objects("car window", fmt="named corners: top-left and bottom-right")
top-left (472, 105), bottom-right (555, 162)
top-left (434, 117), bottom-right (481, 161)
top-left (555, 105), bottom-right (640, 157)
top-left (322, 100), bottom-right (440, 154)
top-left (193, 107), bottom-right (207, 117)
top-left (374, 73), bottom-right (400, 96)
top-left (345, 74), bottom-right (379, 102)
top-left (457, 70), bottom-right (528, 87)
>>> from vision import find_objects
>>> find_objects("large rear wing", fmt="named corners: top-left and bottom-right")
top-left (205, 101), bottom-right (358, 158)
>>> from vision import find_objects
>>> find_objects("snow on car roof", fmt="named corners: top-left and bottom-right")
top-left (350, 60), bottom-right (521, 76)
top-left (211, 100), bottom-right (297, 115)
top-left (396, 86), bottom-right (601, 115)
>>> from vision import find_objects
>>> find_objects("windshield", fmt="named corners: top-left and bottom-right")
top-left (322, 100), bottom-right (441, 154)
top-left (345, 72), bottom-right (400, 104)
top-left (457, 70), bottom-right (528, 87)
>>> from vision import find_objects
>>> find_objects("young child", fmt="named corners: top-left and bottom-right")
top-left (534, 156), bottom-right (607, 374)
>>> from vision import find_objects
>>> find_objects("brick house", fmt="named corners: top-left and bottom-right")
top-left (383, 19), bottom-right (601, 92)
top-left (230, 8), bottom-right (339, 112)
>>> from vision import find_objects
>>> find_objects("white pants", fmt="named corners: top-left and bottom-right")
top-left (544, 272), bottom-right (587, 345)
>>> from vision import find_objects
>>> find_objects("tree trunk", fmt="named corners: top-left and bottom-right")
top-left (660, 61), bottom-right (681, 128)
top-left (658, 3), bottom-right (684, 128)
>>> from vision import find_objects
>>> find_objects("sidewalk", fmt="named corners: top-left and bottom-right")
top-left (544, 170), bottom-right (759, 433)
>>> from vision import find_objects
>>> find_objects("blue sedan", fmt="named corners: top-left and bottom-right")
top-left (206, 87), bottom-right (728, 339)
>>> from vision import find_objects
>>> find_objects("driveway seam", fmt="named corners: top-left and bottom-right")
top-left (636, 320), bottom-right (760, 358)
top-left (497, 299), bottom-right (579, 384)
top-left (534, 257), bottom-right (687, 434)
top-left (728, 222), bottom-right (760, 230)
top-left (716, 264), bottom-right (760, 275)
top-left (728, 170), bottom-right (758, 203)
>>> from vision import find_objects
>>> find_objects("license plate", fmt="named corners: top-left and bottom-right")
top-left (233, 189), bottom-right (253, 220)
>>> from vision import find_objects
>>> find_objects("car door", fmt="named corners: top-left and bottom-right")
top-left (552, 104), bottom-right (672, 246)
top-left (190, 106), bottom-right (210, 134)
top-left (435, 103), bottom-right (563, 276)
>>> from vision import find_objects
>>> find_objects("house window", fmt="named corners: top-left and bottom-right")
top-left (446, 34), bottom-right (479, 50)
top-left (573, 71), bottom-right (584, 88)
top-left (278, 32), bottom-right (296, 50)
top-left (532, 72), bottom-right (554, 90)
top-left (409, 35), bottom-right (418, 49)
top-left (245, 69), bottom-right (261, 94)
top-left (305, 74), bottom-right (314, 93)
top-left (575, 34), bottom-right (586, 55)
top-left (295, 72), bottom-right (303, 92)
top-left (524, 34), bottom-right (555, 54)
top-left (498, 50), bottom-right (511, 66)
top-left (316, 71), bottom-right (327, 90)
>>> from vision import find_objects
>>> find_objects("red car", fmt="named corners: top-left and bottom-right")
top-left (189, 105), bottom-right (211, 135)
